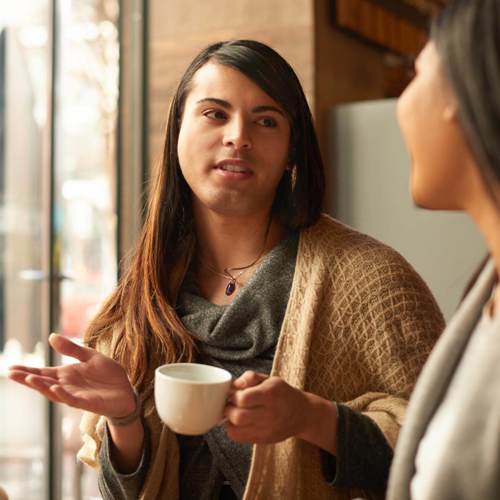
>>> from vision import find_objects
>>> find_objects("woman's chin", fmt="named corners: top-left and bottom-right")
top-left (410, 185), bottom-right (462, 211)
top-left (410, 189), bottom-right (434, 210)
top-left (409, 178), bottom-right (431, 209)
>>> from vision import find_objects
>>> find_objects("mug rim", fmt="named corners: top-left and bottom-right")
top-left (155, 362), bottom-right (232, 385)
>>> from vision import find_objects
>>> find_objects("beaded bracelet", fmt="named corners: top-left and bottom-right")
top-left (107, 388), bottom-right (142, 426)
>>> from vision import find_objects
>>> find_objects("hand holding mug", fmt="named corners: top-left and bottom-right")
top-left (8, 333), bottom-right (136, 420)
top-left (224, 371), bottom-right (309, 444)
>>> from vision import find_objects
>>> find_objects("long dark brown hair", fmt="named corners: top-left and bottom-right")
top-left (431, 0), bottom-right (500, 296)
top-left (432, 0), bottom-right (500, 203)
top-left (84, 40), bottom-right (325, 396)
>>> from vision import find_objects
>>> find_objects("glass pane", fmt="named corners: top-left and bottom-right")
top-left (0, 2), bottom-right (50, 499)
top-left (54, 0), bottom-right (119, 498)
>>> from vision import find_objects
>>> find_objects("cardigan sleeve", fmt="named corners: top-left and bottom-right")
top-left (97, 420), bottom-right (151, 500)
top-left (76, 333), bottom-right (181, 500)
top-left (320, 403), bottom-right (393, 490)
top-left (331, 244), bottom-right (445, 489)
top-left (304, 231), bottom-right (445, 493)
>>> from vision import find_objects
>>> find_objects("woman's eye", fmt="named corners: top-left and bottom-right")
top-left (257, 117), bottom-right (277, 128)
top-left (203, 110), bottom-right (227, 120)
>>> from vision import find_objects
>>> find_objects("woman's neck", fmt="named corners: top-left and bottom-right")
top-left (194, 208), bottom-right (285, 271)
top-left (192, 207), bottom-right (287, 305)
top-left (467, 194), bottom-right (500, 284)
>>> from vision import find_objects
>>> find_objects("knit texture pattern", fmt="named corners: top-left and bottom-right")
top-left (78, 214), bottom-right (444, 499)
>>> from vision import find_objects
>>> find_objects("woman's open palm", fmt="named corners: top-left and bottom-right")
top-left (8, 333), bottom-right (136, 419)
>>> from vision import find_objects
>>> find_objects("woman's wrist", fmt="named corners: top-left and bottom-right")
top-left (297, 391), bottom-right (338, 455)
top-left (105, 387), bottom-right (145, 473)
top-left (107, 417), bottom-right (145, 473)
top-left (106, 387), bottom-right (142, 426)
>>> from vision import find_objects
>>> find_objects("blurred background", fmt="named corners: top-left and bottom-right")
top-left (0, 1), bottom-right (484, 499)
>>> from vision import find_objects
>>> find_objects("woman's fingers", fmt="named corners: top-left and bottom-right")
top-left (22, 375), bottom-right (85, 408)
top-left (8, 368), bottom-right (60, 388)
top-left (48, 384), bottom-right (83, 408)
top-left (8, 369), bottom-right (54, 386)
top-left (9, 369), bottom-right (98, 411)
top-left (230, 377), bottom-right (274, 407)
top-left (9, 372), bottom-right (64, 404)
top-left (232, 370), bottom-right (268, 390)
top-left (229, 372), bottom-right (275, 408)
top-left (49, 333), bottom-right (94, 363)
top-left (24, 374), bottom-right (64, 404)
top-left (8, 366), bottom-right (39, 380)
top-left (25, 373), bottom-right (59, 390)
top-left (8, 365), bottom-right (58, 378)
top-left (7, 369), bottom-right (38, 388)
top-left (224, 418), bottom-right (269, 444)
top-left (225, 405), bottom-right (265, 427)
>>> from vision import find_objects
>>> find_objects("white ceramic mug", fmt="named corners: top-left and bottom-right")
top-left (154, 363), bottom-right (232, 435)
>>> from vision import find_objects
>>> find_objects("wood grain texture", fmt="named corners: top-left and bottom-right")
top-left (148, 0), bottom-right (314, 168)
top-left (314, 0), bottom-right (387, 205)
top-left (335, 0), bottom-right (428, 56)
top-left (401, 0), bottom-right (447, 16)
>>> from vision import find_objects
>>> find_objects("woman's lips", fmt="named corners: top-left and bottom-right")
top-left (214, 159), bottom-right (253, 179)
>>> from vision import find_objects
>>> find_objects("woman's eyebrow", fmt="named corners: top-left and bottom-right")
top-left (196, 97), bottom-right (231, 108)
top-left (195, 98), bottom-right (284, 116)
top-left (252, 105), bottom-right (285, 116)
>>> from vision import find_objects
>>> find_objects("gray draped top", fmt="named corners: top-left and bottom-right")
top-left (175, 232), bottom-right (299, 499)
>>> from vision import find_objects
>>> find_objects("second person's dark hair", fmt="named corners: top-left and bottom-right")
top-left (432, 0), bottom-right (500, 201)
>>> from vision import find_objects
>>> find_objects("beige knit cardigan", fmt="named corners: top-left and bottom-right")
top-left (78, 214), bottom-right (444, 499)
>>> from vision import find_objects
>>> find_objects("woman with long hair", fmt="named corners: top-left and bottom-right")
top-left (9, 40), bottom-right (443, 499)
top-left (387, 1), bottom-right (500, 499)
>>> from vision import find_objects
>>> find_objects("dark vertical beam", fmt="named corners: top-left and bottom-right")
top-left (118, 0), bottom-right (148, 269)
top-left (0, 31), bottom-right (6, 352)
top-left (141, 0), bottom-right (149, 213)
top-left (116, 0), bottom-right (123, 269)
top-left (46, 0), bottom-right (61, 499)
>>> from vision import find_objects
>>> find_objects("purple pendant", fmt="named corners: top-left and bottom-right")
top-left (225, 280), bottom-right (236, 296)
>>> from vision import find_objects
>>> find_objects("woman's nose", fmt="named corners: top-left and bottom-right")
top-left (222, 118), bottom-right (252, 150)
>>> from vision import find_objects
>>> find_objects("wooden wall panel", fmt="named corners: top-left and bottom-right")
top-left (314, 0), bottom-right (387, 204)
top-left (335, 0), bottom-right (428, 56)
top-left (148, 0), bottom-right (314, 168)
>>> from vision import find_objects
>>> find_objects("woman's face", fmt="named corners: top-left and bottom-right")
top-left (177, 62), bottom-right (291, 219)
top-left (397, 42), bottom-right (477, 210)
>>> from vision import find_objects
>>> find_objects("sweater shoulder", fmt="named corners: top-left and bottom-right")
top-left (301, 214), bottom-right (410, 270)
top-left (299, 214), bottom-right (440, 303)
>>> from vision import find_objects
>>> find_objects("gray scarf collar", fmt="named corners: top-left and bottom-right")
top-left (175, 232), bottom-right (298, 498)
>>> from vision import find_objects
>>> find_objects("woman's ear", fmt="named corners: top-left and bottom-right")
top-left (443, 103), bottom-right (459, 122)
top-left (438, 59), bottom-right (460, 124)
top-left (441, 76), bottom-right (460, 123)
